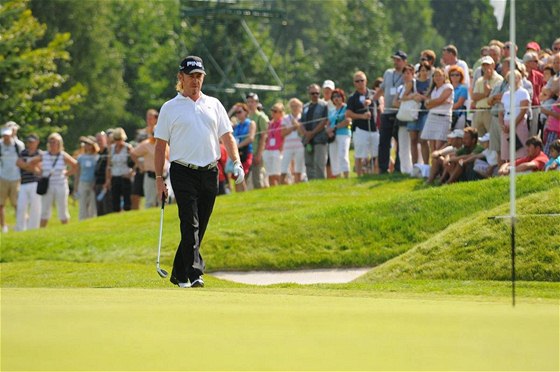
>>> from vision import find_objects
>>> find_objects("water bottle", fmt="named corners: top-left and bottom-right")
top-left (96, 188), bottom-right (107, 202)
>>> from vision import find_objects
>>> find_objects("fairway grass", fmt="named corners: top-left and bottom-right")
top-left (2, 288), bottom-right (558, 371)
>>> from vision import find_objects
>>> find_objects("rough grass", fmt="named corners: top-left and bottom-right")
top-left (1, 172), bottom-right (559, 283)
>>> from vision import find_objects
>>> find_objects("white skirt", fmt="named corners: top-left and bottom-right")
top-left (421, 112), bottom-right (451, 141)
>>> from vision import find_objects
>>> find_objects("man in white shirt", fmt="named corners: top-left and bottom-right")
top-left (0, 125), bottom-right (24, 233)
top-left (154, 56), bottom-right (243, 288)
top-left (442, 45), bottom-right (470, 89)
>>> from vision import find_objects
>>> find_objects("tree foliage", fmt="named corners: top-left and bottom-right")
top-left (0, 0), bottom-right (86, 138)
top-left (3, 0), bottom-right (559, 150)
top-left (30, 0), bottom-right (129, 145)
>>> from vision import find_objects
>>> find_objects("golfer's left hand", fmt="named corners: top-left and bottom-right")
top-left (233, 161), bottom-right (245, 184)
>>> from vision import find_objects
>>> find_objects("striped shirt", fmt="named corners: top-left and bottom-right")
top-left (19, 149), bottom-right (40, 184)
top-left (41, 152), bottom-right (67, 186)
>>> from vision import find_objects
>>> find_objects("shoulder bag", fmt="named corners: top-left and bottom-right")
top-left (37, 153), bottom-right (61, 195)
top-left (396, 80), bottom-right (421, 122)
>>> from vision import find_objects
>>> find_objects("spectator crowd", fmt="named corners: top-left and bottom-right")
top-left (1, 38), bottom-right (559, 232)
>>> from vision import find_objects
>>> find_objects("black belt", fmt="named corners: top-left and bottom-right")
top-left (174, 160), bottom-right (217, 171)
top-left (432, 113), bottom-right (450, 117)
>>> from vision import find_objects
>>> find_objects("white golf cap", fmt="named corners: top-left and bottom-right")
top-left (322, 80), bottom-right (335, 90)
top-left (1, 126), bottom-right (13, 136)
top-left (480, 56), bottom-right (494, 65)
top-left (447, 129), bottom-right (464, 139)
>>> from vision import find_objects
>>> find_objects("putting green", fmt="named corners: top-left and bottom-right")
top-left (2, 288), bottom-right (558, 371)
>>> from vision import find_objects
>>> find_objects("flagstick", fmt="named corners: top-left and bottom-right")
top-left (508, 0), bottom-right (516, 307)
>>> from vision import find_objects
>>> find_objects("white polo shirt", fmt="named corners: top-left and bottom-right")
top-left (155, 92), bottom-right (232, 167)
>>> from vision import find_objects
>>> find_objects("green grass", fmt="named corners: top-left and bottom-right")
top-left (2, 173), bottom-right (559, 371)
top-left (2, 172), bottom-right (559, 279)
top-left (2, 288), bottom-right (558, 371)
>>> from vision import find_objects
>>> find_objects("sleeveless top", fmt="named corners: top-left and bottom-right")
top-left (265, 119), bottom-right (284, 151)
top-left (233, 119), bottom-right (253, 154)
top-left (110, 144), bottom-right (131, 177)
top-left (42, 152), bottom-right (67, 186)
top-left (430, 83), bottom-right (454, 115)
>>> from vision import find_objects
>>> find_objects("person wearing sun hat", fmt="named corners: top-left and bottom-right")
top-left (154, 55), bottom-right (243, 288)
top-left (372, 50), bottom-right (408, 174)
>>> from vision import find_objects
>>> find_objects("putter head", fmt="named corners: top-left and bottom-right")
top-left (157, 268), bottom-right (168, 278)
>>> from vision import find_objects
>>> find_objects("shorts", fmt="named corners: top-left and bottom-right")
top-left (263, 150), bottom-right (282, 176)
top-left (353, 127), bottom-right (379, 159)
top-left (281, 147), bottom-right (305, 174)
top-left (132, 170), bottom-right (144, 196)
top-left (0, 179), bottom-right (19, 207)
top-left (407, 110), bottom-right (427, 132)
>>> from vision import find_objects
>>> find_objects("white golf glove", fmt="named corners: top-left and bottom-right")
top-left (233, 161), bottom-right (245, 184)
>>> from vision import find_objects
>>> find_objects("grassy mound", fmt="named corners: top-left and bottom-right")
top-left (358, 187), bottom-right (560, 282)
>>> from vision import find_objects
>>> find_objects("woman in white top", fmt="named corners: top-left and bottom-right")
top-left (104, 127), bottom-right (134, 212)
top-left (280, 98), bottom-right (305, 184)
top-left (394, 64), bottom-right (417, 175)
top-left (420, 68), bottom-right (454, 152)
top-left (27, 133), bottom-right (78, 227)
top-left (499, 70), bottom-right (531, 161)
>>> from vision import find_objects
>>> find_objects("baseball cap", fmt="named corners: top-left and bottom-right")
top-left (25, 134), bottom-right (39, 142)
top-left (447, 129), bottom-right (464, 139)
top-left (246, 92), bottom-right (259, 101)
top-left (525, 41), bottom-right (541, 52)
top-left (392, 50), bottom-right (407, 60)
top-left (480, 56), bottom-right (494, 65)
top-left (179, 56), bottom-right (206, 75)
top-left (322, 80), bottom-right (335, 90)
top-left (1, 127), bottom-right (13, 136)
top-left (479, 133), bottom-right (490, 142)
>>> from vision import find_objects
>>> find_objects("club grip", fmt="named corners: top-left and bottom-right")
top-left (161, 192), bottom-right (166, 209)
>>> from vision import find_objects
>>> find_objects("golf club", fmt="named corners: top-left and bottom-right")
top-left (156, 192), bottom-right (168, 278)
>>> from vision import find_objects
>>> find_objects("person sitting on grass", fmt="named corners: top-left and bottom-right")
top-left (426, 129), bottom-right (464, 185)
top-left (498, 136), bottom-right (549, 175)
top-left (471, 133), bottom-right (499, 179)
top-left (441, 127), bottom-right (484, 184)
top-left (544, 139), bottom-right (560, 171)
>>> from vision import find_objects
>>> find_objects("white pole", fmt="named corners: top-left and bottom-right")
top-left (508, 0), bottom-right (516, 307)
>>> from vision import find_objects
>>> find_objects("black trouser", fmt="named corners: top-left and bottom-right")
top-left (94, 184), bottom-right (113, 216)
top-left (170, 162), bottom-right (218, 283)
top-left (378, 112), bottom-right (400, 173)
top-left (111, 176), bottom-right (131, 212)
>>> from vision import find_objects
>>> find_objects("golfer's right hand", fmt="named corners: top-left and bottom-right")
top-left (156, 177), bottom-right (168, 198)
top-left (233, 161), bottom-right (245, 184)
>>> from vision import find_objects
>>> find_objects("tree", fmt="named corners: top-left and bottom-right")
top-left (0, 0), bottom-right (86, 138)
top-left (380, 0), bottom-right (445, 63)
top-left (30, 0), bottom-right (129, 146)
top-left (108, 0), bottom-right (183, 130)
top-left (319, 0), bottom-right (395, 91)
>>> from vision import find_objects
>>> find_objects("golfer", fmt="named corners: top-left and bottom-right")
top-left (154, 56), bottom-right (244, 288)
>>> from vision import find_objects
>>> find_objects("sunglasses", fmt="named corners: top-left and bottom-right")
top-left (235, 110), bottom-right (244, 114)
top-left (332, 94), bottom-right (341, 98)
top-left (449, 73), bottom-right (461, 77)
top-left (271, 109), bottom-right (281, 113)
top-left (309, 92), bottom-right (320, 95)
top-left (354, 79), bottom-right (365, 83)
